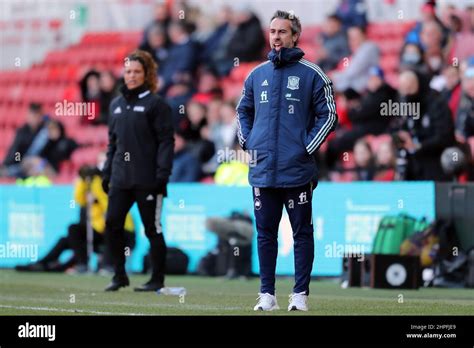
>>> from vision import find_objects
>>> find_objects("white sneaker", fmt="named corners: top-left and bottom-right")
top-left (253, 293), bottom-right (280, 311)
top-left (288, 291), bottom-right (309, 311)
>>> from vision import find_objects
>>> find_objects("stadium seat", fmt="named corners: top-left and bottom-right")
top-left (221, 78), bottom-right (243, 101)
top-left (380, 54), bottom-right (400, 74)
top-left (385, 72), bottom-right (399, 89)
top-left (0, 27), bottom-right (148, 183)
top-left (299, 25), bottom-right (321, 45)
top-left (71, 146), bottom-right (102, 168)
top-left (229, 62), bottom-right (260, 82)
top-left (298, 43), bottom-right (318, 63)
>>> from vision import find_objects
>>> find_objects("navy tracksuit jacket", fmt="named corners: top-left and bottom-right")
top-left (236, 47), bottom-right (337, 295)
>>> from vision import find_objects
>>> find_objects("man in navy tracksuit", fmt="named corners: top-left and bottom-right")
top-left (237, 10), bottom-right (337, 311)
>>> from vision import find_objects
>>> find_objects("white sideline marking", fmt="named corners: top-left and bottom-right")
top-left (0, 304), bottom-right (147, 316)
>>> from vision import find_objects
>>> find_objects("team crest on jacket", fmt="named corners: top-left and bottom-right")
top-left (287, 76), bottom-right (300, 90)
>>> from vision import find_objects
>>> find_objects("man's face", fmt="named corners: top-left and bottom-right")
top-left (323, 18), bottom-right (339, 36)
top-left (26, 110), bottom-right (42, 129)
top-left (348, 27), bottom-right (364, 53)
top-left (269, 18), bottom-right (297, 51)
top-left (398, 72), bottom-right (419, 96)
top-left (463, 76), bottom-right (474, 98)
top-left (367, 75), bottom-right (382, 92)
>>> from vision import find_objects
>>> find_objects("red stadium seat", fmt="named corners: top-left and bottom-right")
top-left (71, 146), bottom-right (102, 168)
top-left (380, 54), bottom-right (400, 73)
top-left (299, 25), bottom-right (321, 45)
top-left (298, 43), bottom-right (318, 63)
top-left (229, 62), bottom-right (260, 82)
top-left (385, 72), bottom-right (399, 89)
top-left (0, 128), bottom-right (15, 151)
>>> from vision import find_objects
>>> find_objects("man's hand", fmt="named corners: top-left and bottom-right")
top-left (455, 132), bottom-right (466, 144)
top-left (155, 177), bottom-right (168, 194)
top-left (398, 131), bottom-right (416, 151)
top-left (101, 178), bottom-right (110, 194)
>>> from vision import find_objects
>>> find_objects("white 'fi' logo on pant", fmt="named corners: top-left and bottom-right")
top-left (298, 192), bottom-right (308, 205)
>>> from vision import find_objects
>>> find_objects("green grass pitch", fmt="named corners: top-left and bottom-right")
top-left (0, 270), bottom-right (473, 315)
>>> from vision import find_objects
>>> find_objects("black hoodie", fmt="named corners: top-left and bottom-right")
top-left (103, 84), bottom-right (174, 194)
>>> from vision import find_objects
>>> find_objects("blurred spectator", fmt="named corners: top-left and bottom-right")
top-left (332, 26), bottom-right (380, 93)
top-left (353, 139), bottom-right (375, 181)
top-left (211, 101), bottom-right (237, 151)
top-left (335, 0), bottom-right (368, 30)
top-left (139, 23), bottom-right (169, 66)
top-left (203, 101), bottom-right (238, 174)
top-left (16, 154), bottom-right (135, 273)
top-left (170, 0), bottom-right (199, 25)
top-left (204, 210), bottom-right (253, 278)
top-left (79, 70), bottom-right (101, 125)
top-left (192, 67), bottom-right (223, 104)
top-left (405, 0), bottom-right (450, 49)
top-left (450, 6), bottom-right (474, 64)
top-left (316, 14), bottom-right (350, 72)
top-left (374, 139), bottom-right (396, 181)
top-left (19, 119), bottom-right (76, 179)
top-left (180, 100), bottom-right (215, 164)
top-left (455, 65), bottom-right (474, 143)
top-left (169, 131), bottom-right (201, 182)
top-left (327, 67), bottom-right (395, 168)
top-left (98, 71), bottom-right (119, 125)
top-left (140, 2), bottom-right (171, 51)
top-left (447, 12), bottom-right (463, 34)
top-left (167, 80), bottom-right (196, 129)
top-left (394, 70), bottom-right (455, 181)
top-left (206, 97), bottom-right (224, 125)
top-left (439, 65), bottom-right (462, 118)
top-left (197, 5), bottom-right (233, 67)
top-left (1, 103), bottom-right (48, 178)
top-left (400, 42), bottom-right (429, 75)
top-left (214, 5), bottom-right (265, 76)
top-left (181, 100), bottom-right (207, 141)
top-left (80, 70), bottom-right (118, 125)
top-left (420, 20), bottom-right (446, 77)
top-left (214, 141), bottom-right (250, 186)
top-left (159, 21), bottom-right (199, 94)
top-left (32, 119), bottom-right (77, 176)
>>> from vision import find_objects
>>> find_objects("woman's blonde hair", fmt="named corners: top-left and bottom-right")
top-left (126, 49), bottom-right (158, 93)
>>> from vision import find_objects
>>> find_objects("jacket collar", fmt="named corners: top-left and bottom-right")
top-left (120, 83), bottom-right (150, 101)
top-left (268, 47), bottom-right (305, 68)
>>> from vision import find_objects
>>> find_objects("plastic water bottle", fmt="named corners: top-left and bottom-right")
top-left (156, 287), bottom-right (186, 296)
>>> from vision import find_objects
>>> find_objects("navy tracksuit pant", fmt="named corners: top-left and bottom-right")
top-left (253, 182), bottom-right (314, 295)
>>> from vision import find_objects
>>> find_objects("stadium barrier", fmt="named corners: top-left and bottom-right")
top-left (0, 182), bottom-right (435, 275)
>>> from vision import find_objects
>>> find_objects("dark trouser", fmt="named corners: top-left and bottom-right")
top-left (41, 223), bottom-right (100, 269)
top-left (41, 223), bottom-right (125, 271)
top-left (253, 183), bottom-right (314, 296)
top-left (68, 224), bottom-right (104, 265)
top-left (106, 187), bottom-right (166, 285)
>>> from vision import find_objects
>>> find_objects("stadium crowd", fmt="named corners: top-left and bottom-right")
top-left (2, 0), bottom-right (474, 184)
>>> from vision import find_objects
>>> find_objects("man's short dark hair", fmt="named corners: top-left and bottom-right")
top-left (327, 14), bottom-right (342, 23)
top-left (270, 10), bottom-right (302, 46)
top-left (29, 102), bottom-right (42, 114)
top-left (349, 25), bottom-right (367, 35)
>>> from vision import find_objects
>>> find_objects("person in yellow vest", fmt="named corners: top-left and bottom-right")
top-left (214, 141), bottom-right (250, 186)
top-left (16, 158), bottom-right (135, 273)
